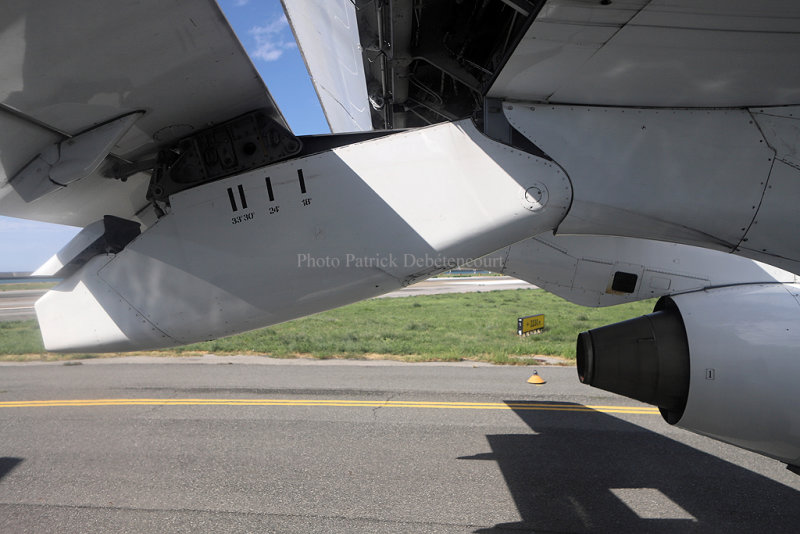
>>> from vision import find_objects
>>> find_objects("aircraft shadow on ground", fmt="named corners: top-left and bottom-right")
top-left (460, 402), bottom-right (799, 534)
top-left (0, 458), bottom-right (23, 482)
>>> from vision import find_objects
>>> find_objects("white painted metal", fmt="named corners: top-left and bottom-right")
top-left (671, 284), bottom-right (800, 467)
top-left (0, 0), bottom-right (284, 226)
top-left (0, 110), bottom-right (61, 186)
top-left (10, 112), bottom-right (142, 202)
top-left (486, 234), bottom-right (796, 307)
top-left (32, 219), bottom-right (107, 277)
top-left (282, 0), bottom-right (372, 132)
top-left (752, 106), bottom-right (800, 170)
top-left (0, 169), bottom-right (153, 228)
top-left (739, 160), bottom-right (800, 265)
top-left (489, 0), bottom-right (647, 102)
top-left (0, 0), bottom-right (285, 152)
top-left (489, 0), bottom-right (800, 107)
top-left (735, 108), bottom-right (800, 265)
top-left (36, 255), bottom-right (173, 351)
top-left (502, 103), bottom-right (800, 273)
top-left (36, 120), bottom-right (571, 351)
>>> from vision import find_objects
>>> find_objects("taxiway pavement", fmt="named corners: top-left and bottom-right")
top-left (0, 358), bottom-right (797, 533)
top-left (0, 290), bottom-right (45, 322)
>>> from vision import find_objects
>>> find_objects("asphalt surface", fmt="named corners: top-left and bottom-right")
top-left (0, 358), bottom-right (798, 533)
top-left (0, 290), bottom-right (45, 322)
top-left (377, 276), bottom-right (537, 298)
top-left (0, 277), bottom-right (536, 322)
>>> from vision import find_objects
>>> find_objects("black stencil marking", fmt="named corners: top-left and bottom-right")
top-left (227, 187), bottom-right (238, 211)
top-left (238, 184), bottom-right (248, 209)
top-left (265, 177), bottom-right (275, 202)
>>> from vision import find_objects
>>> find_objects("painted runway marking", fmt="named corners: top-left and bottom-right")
top-left (0, 399), bottom-right (659, 414)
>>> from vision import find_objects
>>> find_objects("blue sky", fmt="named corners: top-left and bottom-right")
top-left (0, 0), bottom-right (327, 272)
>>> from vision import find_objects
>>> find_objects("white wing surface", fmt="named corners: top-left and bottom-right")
top-left (282, 0), bottom-right (372, 133)
top-left (489, 0), bottom-right (800, 107)
top-left (0, 0), bottom-right (285, 227)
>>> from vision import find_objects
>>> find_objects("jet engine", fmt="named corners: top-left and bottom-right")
top-left (577, 283), bottom-right (800, 470)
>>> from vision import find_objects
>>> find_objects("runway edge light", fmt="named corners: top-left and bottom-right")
top-left (527, 370), bottom-right (546, 385)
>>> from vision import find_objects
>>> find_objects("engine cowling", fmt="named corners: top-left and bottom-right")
top-left (577, 283), bottom-right (800, 469)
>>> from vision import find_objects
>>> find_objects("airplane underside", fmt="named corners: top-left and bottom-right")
top-left (2, 0), bottom-right (800, 472)
top-left (30, 102), bottom-right (800, 470)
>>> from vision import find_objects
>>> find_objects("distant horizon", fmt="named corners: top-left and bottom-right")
top-left (0, 0), bottom-right (328, 271)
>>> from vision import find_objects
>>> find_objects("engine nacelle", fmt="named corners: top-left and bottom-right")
top-left (577, 284), bottom-right (800, 469)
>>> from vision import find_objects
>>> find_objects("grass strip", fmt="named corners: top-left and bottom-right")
top-left (0, 289), bottom-right (655, 363)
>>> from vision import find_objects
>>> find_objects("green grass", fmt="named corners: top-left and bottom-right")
top-left (0, 290), bottom-right (655, 363)
top-left (0, 321), bottom-right (43, 355)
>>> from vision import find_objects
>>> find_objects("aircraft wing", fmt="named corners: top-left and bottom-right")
top-left (488, 0), bottom-right (800, 107)
top-left (281, 0), bottom-right (372, 133)
top-left (0, 0), bottom-right (286, 227)
top-left (5, 0), bottom-right (800, 471)
top-left (285, 0), bottom-right (800, 130)
top-left (278, 0), bottom-right (800, 470)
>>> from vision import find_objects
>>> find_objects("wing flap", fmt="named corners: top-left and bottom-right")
top-left (0, 111), bottom-right (61, 186)
top-left (282, 0), bottom-right (371, 132)
top-left (0, 0), bottom-right (285, 226)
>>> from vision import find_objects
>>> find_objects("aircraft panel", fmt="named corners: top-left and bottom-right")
top-left (282, 0), bottom-right (372, 133)
top-left (489, 0), bottom-right (800, 107)
top-left (0, 0), bottom-right (285, 226)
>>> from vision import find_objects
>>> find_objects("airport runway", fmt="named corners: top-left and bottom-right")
top-left (0, 277), bottom-right (536, 322)
top-left (378, 276), bottom-right (537, 298)
top-left (0, 357), bottom-right (797, 533)
top-left (0, 290), bottom-right (45, 322)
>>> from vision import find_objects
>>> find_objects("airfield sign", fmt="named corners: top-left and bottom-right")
top-left (518, 314), bottom-right (544, 335)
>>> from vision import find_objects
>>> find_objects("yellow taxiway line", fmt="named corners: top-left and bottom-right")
top-left (0, 398), bottom-right (659, 415)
